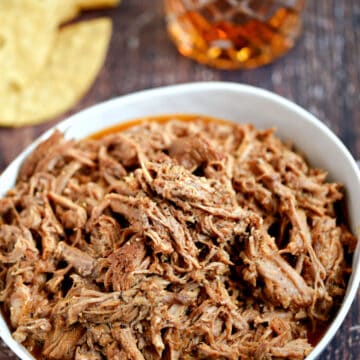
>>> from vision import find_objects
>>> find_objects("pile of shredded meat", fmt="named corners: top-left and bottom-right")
top-left (0, 118), bottom-right (357, 359)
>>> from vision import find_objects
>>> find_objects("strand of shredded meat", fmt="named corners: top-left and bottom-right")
top-left (0, 118), bottom-right (356, 360)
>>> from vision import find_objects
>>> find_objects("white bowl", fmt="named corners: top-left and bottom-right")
top-left (0, 82), bottom-right (359, 360)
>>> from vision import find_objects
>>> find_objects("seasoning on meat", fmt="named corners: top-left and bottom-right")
top-left (0, 118), bottom-right (357, 359)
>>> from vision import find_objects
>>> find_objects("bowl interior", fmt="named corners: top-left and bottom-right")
top-left (0, 82), bottom-right (359, 360)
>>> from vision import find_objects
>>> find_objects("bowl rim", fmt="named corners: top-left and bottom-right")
top-left (0, 81), bottom-right (359, 360)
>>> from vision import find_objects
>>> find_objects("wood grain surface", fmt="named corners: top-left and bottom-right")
top-left (0, 1), bottom-right (359, 359)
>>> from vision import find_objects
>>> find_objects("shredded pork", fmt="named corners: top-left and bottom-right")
top-left (0, 118), bottom-right (357, 360)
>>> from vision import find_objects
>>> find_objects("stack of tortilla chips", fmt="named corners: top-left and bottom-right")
top-left (0, 0), bottom-right (119, 127)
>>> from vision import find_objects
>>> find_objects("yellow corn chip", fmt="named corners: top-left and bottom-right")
top-left (57, 0), bottom-right (121, 24)
top-left (57, 1), bottom-right (81, 24)
top-left (0, 0), bottom-right (57, 91)
top-left (77, 0), bottom-right (121, 10)
top-left (0, 19), bottom-right (112, 127)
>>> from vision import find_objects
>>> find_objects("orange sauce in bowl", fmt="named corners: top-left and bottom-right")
top-left (88, 114), bottom-right (232, 140)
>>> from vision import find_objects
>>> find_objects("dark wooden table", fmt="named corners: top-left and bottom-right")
top-left (0, 1), bottom-right (359, 359)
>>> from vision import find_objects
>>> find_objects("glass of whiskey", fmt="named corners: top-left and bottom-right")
top-left (164, 0), bottom-right (306, 69)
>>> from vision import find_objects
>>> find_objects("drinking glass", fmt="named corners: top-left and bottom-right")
top-left (164, 0), bottom-right (306, 69)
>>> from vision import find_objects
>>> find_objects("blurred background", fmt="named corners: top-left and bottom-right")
top-left (0, 1), bottom-right (359, 358)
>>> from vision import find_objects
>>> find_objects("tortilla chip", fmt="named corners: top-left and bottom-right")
top-left (77, 0), bottom-right (121, 10)
top-left (57, 1), bottom-right (81, 24)
top-left (57, 0), bottom-right (120, 24)
top-left (0, 0), bottom-right (57, 91)
top-left (0, 19), bottom-right (112, 127)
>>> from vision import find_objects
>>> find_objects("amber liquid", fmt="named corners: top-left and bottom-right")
top-left (164, 0), bottom-right (305, 69)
